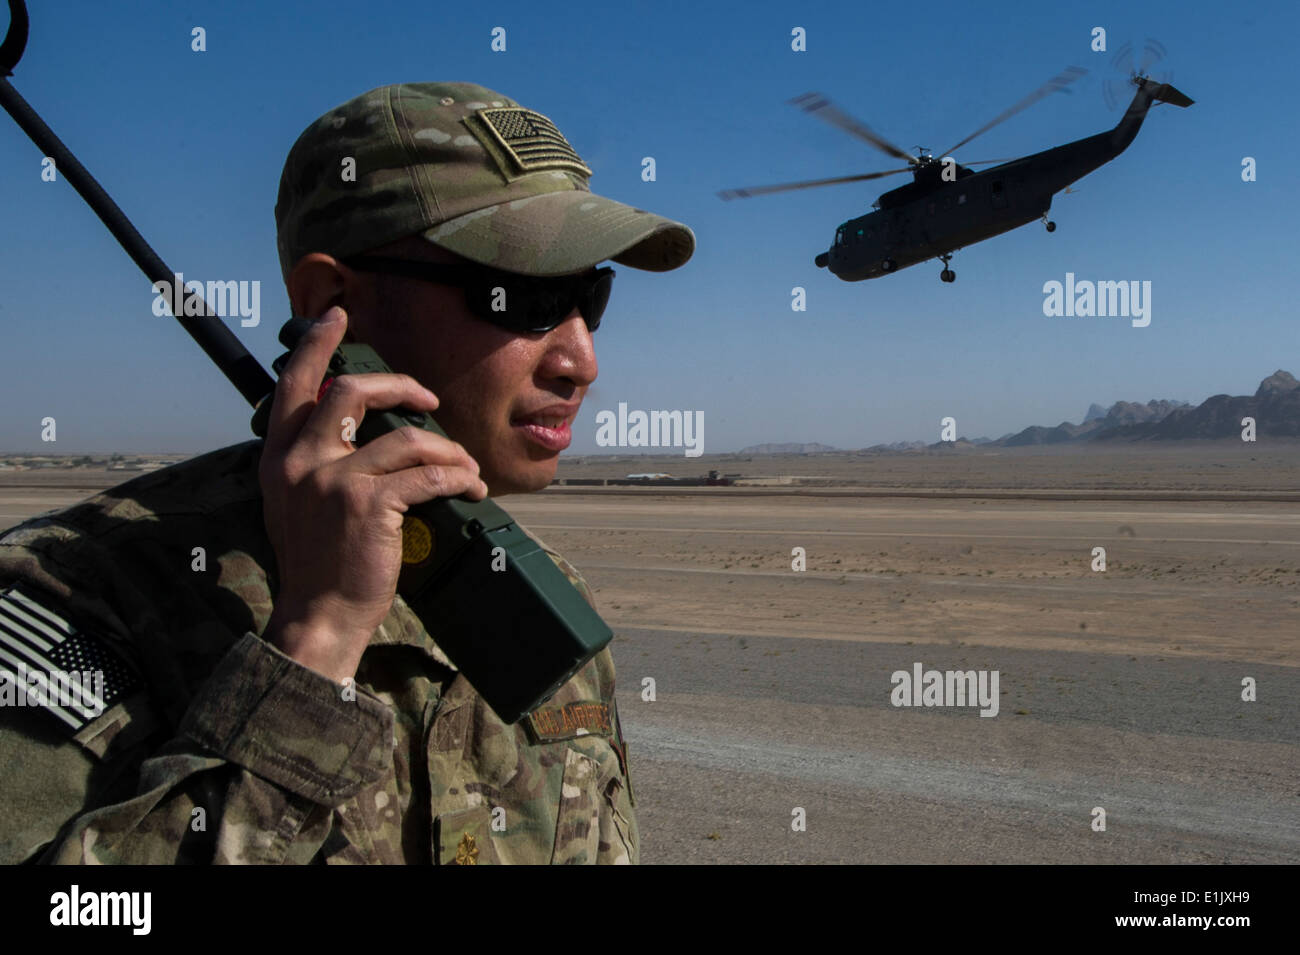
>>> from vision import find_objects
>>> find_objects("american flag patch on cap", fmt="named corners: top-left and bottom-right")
top-left (475, 107), bottom-right (592, 177)
top-left (0, 585), bottom-right (141, 732)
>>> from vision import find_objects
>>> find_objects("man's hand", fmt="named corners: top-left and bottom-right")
top-left (259, 306), bottom-right (488, 683)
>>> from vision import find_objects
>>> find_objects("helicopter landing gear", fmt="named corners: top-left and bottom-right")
top-left (939, 252), bottom-right (955, 283)
top-left (1041, 212), bottom-right (1056, 232)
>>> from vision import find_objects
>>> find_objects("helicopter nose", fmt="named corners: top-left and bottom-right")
top-left (814, 252), bottom-right (829, 268)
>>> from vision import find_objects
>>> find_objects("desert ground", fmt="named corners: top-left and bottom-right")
top-left (2, 440), bottom-right (1297, 863)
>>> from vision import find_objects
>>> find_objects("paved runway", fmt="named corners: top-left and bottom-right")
top-left (613, 629), bottom-right (1297, 863)
top-left (505, 493), bottom-right (1300, 863)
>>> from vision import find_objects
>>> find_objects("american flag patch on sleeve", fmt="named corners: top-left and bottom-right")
top-left (0, 585), bottom-right (141, 732)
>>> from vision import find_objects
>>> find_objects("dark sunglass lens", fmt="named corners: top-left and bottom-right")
top-left (465, 271), bottom-right (613, 333)
top-left (513, 283), bottom-right (559, 332)
top-left (581, 272), bottom-right (613, 331)
top-left (464, 279), bottom-right (539, 331)
top-left (462, 282), bottom-right (501, 323)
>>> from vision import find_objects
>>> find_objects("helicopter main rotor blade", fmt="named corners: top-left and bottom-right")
top-left (940, 65), bottom-right (1088, 157)
top-left (788, 92), bottom-right (917, 164)
top-left (717, 168), bottom-right (910, 201)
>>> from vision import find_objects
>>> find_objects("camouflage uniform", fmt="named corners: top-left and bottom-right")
top-left (0, 441), bottom-right (637, 863)
top-left (0, 81), bottom-right (692, 864)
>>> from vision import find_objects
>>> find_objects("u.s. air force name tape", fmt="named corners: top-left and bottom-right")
top-left (524, 700), bottom-right (613, 743)
top-left (0, 584), bottom-right (140, 732)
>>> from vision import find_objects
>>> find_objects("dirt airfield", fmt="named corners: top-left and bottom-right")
top-left (2, 440), bottom-right (1297, 863)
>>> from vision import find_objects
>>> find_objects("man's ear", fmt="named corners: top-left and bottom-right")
top-left (286, 253), bottom-right (349, 319)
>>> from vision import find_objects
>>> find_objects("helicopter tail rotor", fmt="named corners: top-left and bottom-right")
top-left (1136, 38), bottom-right (1168, 75)
top-left (1103, 37), bottom-right (1175, 110)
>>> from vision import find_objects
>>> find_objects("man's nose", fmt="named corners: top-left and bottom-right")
top-left (540, 310), bottom-right (598, 386)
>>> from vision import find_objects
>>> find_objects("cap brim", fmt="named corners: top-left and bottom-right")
top-left (417, 190), bottom-right (695, 276)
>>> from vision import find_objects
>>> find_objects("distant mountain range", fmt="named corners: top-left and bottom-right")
top-left (981, 369), bottom-right (1299, 447)
top-left (734, 370), bottom-right (1300, 455)
top-left (994, 397), bottom-right (1191, 446)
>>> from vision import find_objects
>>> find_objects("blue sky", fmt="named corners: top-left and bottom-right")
top-left (1, 0), bottom-right (1296, 453)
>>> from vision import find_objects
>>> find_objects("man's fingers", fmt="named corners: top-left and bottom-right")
top-left (344, 427), bottom-right (489, 502)
top-left (265, 308), bottom-right (349, 455)
top-left (300, 374), bottom-right (441, 449)
top-left (382, 462), bottom-right (490, 509)
top-left (347, 425), bottom-right (479, 479)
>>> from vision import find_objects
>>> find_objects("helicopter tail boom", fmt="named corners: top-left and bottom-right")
top-left (1109, 77), bottom-right (1194, 154)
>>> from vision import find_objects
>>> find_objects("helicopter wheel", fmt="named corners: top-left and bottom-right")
top-left (938, 252), bottom-right (956, 282)
top-left (881, 258), bottom-right (897, 273)
top-left (1046, 221), bottom-right (1056, 233)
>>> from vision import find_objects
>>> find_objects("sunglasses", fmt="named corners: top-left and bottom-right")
top-left (344, 256), bottom-right (615, 333)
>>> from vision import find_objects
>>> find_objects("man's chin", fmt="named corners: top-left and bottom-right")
top-left (485, 461), bottom-right (558, 497)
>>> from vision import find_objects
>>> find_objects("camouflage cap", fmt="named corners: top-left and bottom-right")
top-left (275, 82), bottom-right (695, 280)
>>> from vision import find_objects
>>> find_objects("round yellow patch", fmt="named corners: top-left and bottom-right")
top-left (401, 516), bottom-right (434, 564)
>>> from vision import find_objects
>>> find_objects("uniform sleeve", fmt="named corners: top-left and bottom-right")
top-left (2, 632), bottom-right (394, 864)
top-left (597, 707), bottom-right (640, 865)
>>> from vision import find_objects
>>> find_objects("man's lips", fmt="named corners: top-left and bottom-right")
top-left (511, 404), bottom-right (578, 452)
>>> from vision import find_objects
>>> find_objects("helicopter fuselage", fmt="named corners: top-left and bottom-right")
top-left (821, 77), bottom-right (1191, 280)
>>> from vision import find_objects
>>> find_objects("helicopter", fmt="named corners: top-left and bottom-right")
top-left (718, 66), bottom-right (1194, 283)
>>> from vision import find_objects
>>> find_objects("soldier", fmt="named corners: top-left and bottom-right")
top-left (0, 82), bottom-right (694, 863)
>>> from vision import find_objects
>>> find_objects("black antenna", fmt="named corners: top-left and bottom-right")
top-left (0, 0), bottom-right (26, 76)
